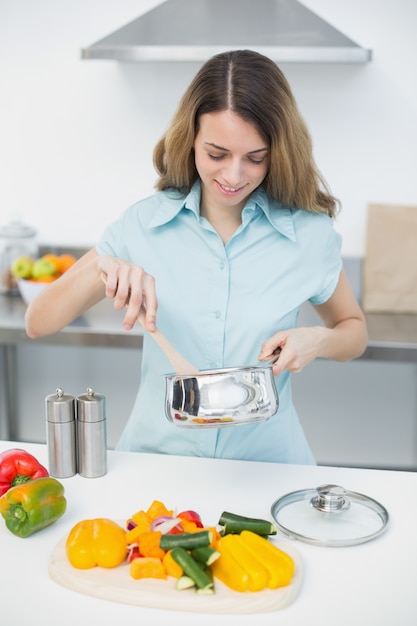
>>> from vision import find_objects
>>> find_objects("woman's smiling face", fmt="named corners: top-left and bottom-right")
top-left (194, 110), bottom-right (270, 215)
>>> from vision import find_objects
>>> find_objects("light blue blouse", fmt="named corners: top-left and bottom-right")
top-left (96, 181), bottom-right (342, 464)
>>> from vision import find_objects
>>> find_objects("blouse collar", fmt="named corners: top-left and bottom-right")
top-left (148, 180), bottom-right (297, 242)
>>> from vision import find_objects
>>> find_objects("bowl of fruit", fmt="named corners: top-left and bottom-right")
top-left (11, 253), bottom-right (77, 305)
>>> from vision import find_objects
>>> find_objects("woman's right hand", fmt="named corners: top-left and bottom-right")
top-left (25, 249), bottom-right (158, 338)
top-left (98, 255), bottom-right (158, 332)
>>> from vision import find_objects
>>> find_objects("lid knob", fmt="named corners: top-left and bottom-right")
top-left (310, 484), bottom-right (351, 513)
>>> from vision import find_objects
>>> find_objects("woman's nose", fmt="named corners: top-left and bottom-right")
top-left (223, 159), bottom-right (244, 186)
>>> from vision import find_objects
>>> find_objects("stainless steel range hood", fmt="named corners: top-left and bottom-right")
top-left (81, 0), bottom-right (372, 64)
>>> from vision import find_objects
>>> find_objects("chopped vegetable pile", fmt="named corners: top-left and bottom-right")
top-left (65, 499), bottom-right (295, 595)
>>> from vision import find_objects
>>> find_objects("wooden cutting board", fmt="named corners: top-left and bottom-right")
top-left (49, 531), bottom-right (303, 614)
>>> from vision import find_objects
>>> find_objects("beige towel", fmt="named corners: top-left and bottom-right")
top-left (362, 203), bottom-right (417, 313)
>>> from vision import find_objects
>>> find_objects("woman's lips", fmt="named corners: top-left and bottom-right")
top-left (216, 181), bottom-right (246, 195)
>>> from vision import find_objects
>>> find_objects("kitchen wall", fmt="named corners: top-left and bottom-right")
top-left (1, 0), bottom-right (417, 257)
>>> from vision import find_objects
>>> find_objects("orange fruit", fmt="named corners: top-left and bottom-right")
top-left (34, 274), bottom-right (57, 283)
top-left (58, 254), bottom-right (77, 273)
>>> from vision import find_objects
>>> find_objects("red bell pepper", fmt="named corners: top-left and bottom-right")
top-left (0, 448), bottom-right (49, 496)
top-left (177, 510), bottom-right (204, 528)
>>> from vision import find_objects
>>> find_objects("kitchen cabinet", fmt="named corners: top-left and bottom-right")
top-left (0, 296), bottom-right (143, 447)
top-left (2, 281), bottom-right (417, 468)
top-left (5, 339), bottom-right (417, 469)
top-left (13, 342), bottom-right (141, 448)
top-left (292, 358), bottom-right (417, 469)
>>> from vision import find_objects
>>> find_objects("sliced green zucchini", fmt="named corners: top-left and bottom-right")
top-left (190, 546), bottom-right (220, 566)
top-left (195, 562), bottom-right (215, 594)
top-left (175, 575), bottom-right (195, 591)
top-left (160, 529), bottom-right (212, 550)
top-left (218, 510), bottom-right (277, 536)
top-left (170, 547), bottom-right (214, 591)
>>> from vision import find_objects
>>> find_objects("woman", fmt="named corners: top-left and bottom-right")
top-left (25, 50), bottom-right (367, 464)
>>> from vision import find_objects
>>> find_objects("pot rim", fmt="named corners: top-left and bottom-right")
top-left (165, 363), bottom-right (274, 380)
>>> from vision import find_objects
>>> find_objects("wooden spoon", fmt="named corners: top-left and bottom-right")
top-left (137, 309), bottom-right (200, 376)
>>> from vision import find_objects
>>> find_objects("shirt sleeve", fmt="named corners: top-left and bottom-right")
top-left (95, 209), bottom-right (134, 261)
top-left (309, 226), bottom-right (343, 305)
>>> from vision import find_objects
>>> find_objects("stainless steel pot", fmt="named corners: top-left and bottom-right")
top-left (165, 361), bottom-right (279, 428)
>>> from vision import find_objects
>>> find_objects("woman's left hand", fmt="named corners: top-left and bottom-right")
top-left (258, 270), bottom-right (368, 376)
top-left (258, 326), bottom-right (329, 376)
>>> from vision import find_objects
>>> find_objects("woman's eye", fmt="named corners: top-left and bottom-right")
top-left (207, 153), bottom-right (267, 164)
top-left (248, 155), bottom-right (268, 164)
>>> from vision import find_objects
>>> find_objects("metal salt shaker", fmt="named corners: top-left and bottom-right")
top-left (46, 388), bottom-right (77, 478)
top-left (76, 387), bottom-right (107, 478)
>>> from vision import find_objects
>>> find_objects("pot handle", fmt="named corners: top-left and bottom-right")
top-left (264, 348), bottom-right (281, 366)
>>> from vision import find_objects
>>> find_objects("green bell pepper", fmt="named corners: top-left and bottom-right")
top-left (0, 476), bottom-right (66, 537)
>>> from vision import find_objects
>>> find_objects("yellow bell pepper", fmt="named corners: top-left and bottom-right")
top-left (146, 499), bottom-right (174, 520)
top-left (130, 556), bottom-right (167, 580)
top-left (239, 530), bottom-right (295, 588)
top-left (138, 530), bottom-right (166, 559)
top-left (218, 533), bottom-right (269, 591)
top-left (66, 518), bottom-right (127, 569)
top-left (211, 538), bottom-right (250, 591)
top-left (162, 550), bottom-right (184, 578)
top-left (212, 530), bottom-right (295, 592)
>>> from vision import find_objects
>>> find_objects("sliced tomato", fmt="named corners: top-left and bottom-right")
top-left (127, 545), bottom-right (142, 563)
top-left (167, 524), bottom-right (183, 535)
top-left (177, 509), bottom-right (204, 528)
top-left (126, 519), bottom-right (137, 531)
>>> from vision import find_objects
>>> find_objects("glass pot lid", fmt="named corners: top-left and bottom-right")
top-left (271, 484), bottom-right (389, 547)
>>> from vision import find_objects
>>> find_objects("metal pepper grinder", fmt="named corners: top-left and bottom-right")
top-left (46, 388), bottom-right (77, 478)
top-left (76, 387), bottom-right (107, 478)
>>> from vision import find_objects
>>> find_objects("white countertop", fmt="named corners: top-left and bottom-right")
top-left (1, 441), bottom-right (416, 626)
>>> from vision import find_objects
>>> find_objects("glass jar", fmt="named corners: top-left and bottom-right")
top-left (0, 220), bottom-right (38, 294)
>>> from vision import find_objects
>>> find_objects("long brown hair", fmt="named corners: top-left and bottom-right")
top-left (153, 49), bottom-right (339, 217)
